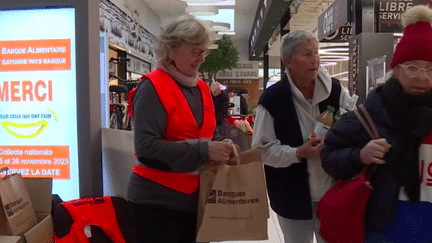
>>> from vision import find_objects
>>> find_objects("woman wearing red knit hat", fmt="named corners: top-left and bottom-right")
top-left (321, 5), bottom-right (432, 242)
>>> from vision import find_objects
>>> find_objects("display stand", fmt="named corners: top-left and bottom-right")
top-left (101, 128), bottom-right (135, 198)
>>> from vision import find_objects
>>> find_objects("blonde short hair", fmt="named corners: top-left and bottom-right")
top-left (155, 15), bottom-right (211, 66)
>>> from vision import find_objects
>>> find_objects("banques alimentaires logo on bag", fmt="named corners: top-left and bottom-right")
top-left (207, 190), bottom-right (259, 204)
top-left (4, 197), bottom-right (29, 217)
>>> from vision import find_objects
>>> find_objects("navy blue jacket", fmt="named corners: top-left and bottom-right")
top-left (321, 85), bottom-right (404, 231)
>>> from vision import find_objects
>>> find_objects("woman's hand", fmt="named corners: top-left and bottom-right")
top-left (298, 137), bottom-right (324, 160)
top-left (360, 138), bottom-right (392, 165)
top-left (208, 140), bottom-right (234, 165)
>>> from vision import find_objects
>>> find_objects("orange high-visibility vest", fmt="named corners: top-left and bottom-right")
top-left (133, 68), bottom-right (216, 194)
top-left (53, 196), bottom-right (127, 243)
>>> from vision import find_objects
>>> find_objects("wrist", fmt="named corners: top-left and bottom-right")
top-left (296, 147), bottom-right (302, 161)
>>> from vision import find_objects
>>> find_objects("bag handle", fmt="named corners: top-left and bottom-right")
top-left (231, 144), bottom-right (241, 165)
top-left (0, 167), bottom-right (9, 174)
top-left (0, 167), bottom-right (11, 180)
top-left (353, 105), bottom-right (380, 173)
top-left (353, 104), bottom-right (379, 140)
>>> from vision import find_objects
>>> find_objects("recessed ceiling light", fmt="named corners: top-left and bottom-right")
top-left (321, 62), bottom-right (337, 66)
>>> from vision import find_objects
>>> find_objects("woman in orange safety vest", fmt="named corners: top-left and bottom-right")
top-left (127, 15), bottom-right (234, 243)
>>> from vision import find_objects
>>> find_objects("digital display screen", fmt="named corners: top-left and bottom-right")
top-left (0, 7), bottom-right (78, 200)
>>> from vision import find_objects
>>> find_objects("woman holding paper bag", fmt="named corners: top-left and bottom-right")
top-left (127, 15), bottom-right (233, 243)
top-left (321, 5), bottom-right (432, 242)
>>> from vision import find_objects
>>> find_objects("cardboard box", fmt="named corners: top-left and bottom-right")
top-left (0, 236), bottom-right (25, 243)
top-left (0, 178), bottom-right (53, 243)
top-left (24, 215), bottom-right (53, 243)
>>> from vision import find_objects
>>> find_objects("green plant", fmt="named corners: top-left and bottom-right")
top-left (199, 35), bottom-right (240, 84)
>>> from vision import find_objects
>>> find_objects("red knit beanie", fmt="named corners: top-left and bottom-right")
top-left (391, 5), bottom-right (432, 68)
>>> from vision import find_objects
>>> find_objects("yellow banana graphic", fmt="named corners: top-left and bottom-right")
top-left (1, 120), bottom-right (48, 139)
top-left (47, 109), bottom-right (58, 121)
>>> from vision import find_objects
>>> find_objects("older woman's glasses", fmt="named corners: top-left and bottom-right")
top-left (399, 64), bottom-right (432, 80)
top-left (191, 48), bottom-right (211, 58)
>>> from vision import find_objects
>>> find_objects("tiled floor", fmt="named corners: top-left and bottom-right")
top-left (213, 207), bottom-right (284, 243)
top-left (215, 207), bottom-right (319, 243)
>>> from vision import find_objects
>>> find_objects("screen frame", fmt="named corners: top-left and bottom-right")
top-left (0, 0), bottom-right (102, 199)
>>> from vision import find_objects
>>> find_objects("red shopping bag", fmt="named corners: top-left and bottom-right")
top-left (317, 105), bottom-right (379, 243)
top-left (317, 170), bottom-right (373, 243)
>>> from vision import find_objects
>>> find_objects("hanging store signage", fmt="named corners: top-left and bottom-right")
top-left (0, 8), bottom-right (78, 198)
top-left (378, 0), bottom-right (429, 32)
top-left (216, 62), bottom-right (259, 80)
top-left (318, 0), bottom-right (353, 41)
top-left (219, 79), bottom-right (254, 85)
top-left (322, 22), bottom-right (353, 42)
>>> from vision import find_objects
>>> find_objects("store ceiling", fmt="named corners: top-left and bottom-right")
top-left (141, 0), bottom-right (337, 68)
top-left (289, 0), bottom-right (334, 32)
top-left (140, 0), bottom-right (259, 44)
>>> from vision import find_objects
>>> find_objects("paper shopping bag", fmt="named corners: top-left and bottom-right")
top-left (196, 148), bottom-right (269, 242)
top-left (0, 167), bottom-right (37, 235)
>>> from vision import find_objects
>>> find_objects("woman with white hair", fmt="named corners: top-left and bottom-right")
top-left (252, 30), bottom-right (357, 243)
top-left (127, 15), bottom-right (234, 243)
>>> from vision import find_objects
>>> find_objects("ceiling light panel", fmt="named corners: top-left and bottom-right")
top-left (186, 0), bottom-right (235, 6)
top-left (197, 9), bottom-right (234, 33)
top-left (211, 22), bottom-right (230, 31)
top-left (181, 0), bottom-right (225, 3)
top-left (218, 31), bottom-right (235, 35)
top-left (186, 6), bottom-right (219, 16)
